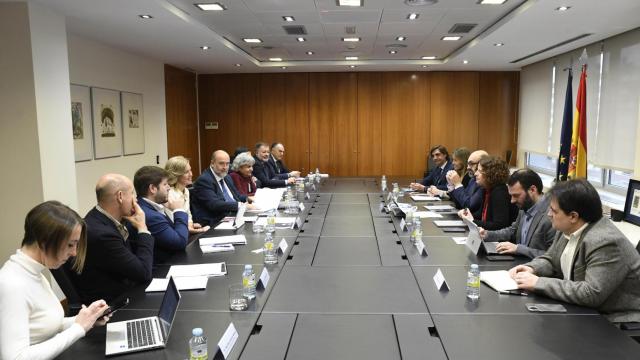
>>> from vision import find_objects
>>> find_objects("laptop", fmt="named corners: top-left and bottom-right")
top-left (105, 277), bottom-right (181, 356)
top-left (462, 218), bottom-right (500, 255)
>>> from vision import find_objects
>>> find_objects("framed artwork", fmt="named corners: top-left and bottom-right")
top-left (121, 91), bottom-right (145, 155)
top-left (91, 87), bottom-right (122, 159)
top-left (70, 84), bottom-right (93, 161)
top-left (624, 179), bottom-right (640, 226)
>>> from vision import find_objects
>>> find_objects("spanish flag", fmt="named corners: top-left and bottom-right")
top-left (568, 60), bottom-right (587, 179)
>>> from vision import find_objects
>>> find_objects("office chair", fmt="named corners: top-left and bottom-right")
top-left (51, 266), bottom-right (83, 316)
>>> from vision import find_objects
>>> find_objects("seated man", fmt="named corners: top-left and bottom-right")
top-left (509, 179), bottom-right (640, 322)
top-left (253, 142), bottom-right (296, 188)
top-left (269, 142), bottom-right (301, 178)
top-left (192, 150), bottom-right (255, 225)
top-left (445, 150), bottom-right (487, 213)
top-left (134, 166), bottom-right (189, 264)
top-left (479, 169), bottom-right (555, 259)
top-left (68, 174), bottom-right (154, 303)
top-left (410, 145), bottom-right (453, 192)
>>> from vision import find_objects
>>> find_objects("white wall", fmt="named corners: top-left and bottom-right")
top-left (68, 34), bottom-right (168, 215)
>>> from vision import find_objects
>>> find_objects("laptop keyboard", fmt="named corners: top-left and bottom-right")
top-left (126, 319), bottom-right (158, 348)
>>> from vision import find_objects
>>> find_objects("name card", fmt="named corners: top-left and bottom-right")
top-left (415, 240), bottom-right (427, 256)
top-left (312, 184), bottom-right (317, 191)
top-left (216, 323), bottom-right (238, 359)
top-left (257, 267), bottom-right (270, 290)
top-left (295, 217), bottom-right (303, 229)
top-left (386, 192), bottom-right (393, 202)
top-left (379, 202), bottom-right (385, 212)
top-left (305, 192), bottom-right (310, 200)
top-left (433, 268), bottom-right (450, 292)
top-left (278, 238), bottom-right (289, 254)
top-left (399, 218), bottom-right (407, 232)
top-left (299, 202), bottom-right (305, 212)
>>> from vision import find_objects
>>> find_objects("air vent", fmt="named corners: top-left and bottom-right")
top-left (283, 25), bottom-right (307, 35)
top-left (385, 44), bottom-right (408, 48)
top-left (345, 26), bottom-right (357, 34)
top-left (449, 23), bottom-right (477, 34)
top-left (251, 45), bottom-right (274, 50)
top-left (510, 34), bottom-right (592, 63)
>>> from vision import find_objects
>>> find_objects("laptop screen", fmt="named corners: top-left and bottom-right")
top-left (157, 277), bottom-right (181, 342)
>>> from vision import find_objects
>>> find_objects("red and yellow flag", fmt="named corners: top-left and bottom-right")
top-left (568, 63), bottom-right (587, 179)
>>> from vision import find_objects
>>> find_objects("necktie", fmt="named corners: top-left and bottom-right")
top-left (220, 179), bottom-right (235, 203)
top-left (275, 160), bottom-right (281, 173)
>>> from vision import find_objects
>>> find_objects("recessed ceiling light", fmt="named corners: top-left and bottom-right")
top-left (463, 60), bottom-right (469, 64)
top-left (337, 0), bottom-right (363, 7)
top-left (442, 36), bottom-right (462, 41)
top-left (494, 42), bottom-right (504, 47)
top-left (243, 38), bottom-right (262, 43)
top-left (396, 36), bottom-right (406, 41)
top-left (556, 6), bottom-right (571, 11)
top-left (200, 46), bottom-right (210, 50)
top-left (306, 51), bottom-right (314, 55)
top-left (421, 56), bottom-right (436, 60)
top-left (269, 57), bottom-right (283, 61)
top-left (349, 65), bottom-right (357, 68)
top-left (281, 66), bottom-right (287, 69)
top-left (478, 0), bottom-right (507, 4)
top-left (138, 14), bottom-right (153, 19)
top-left (283, 16), bottom-right (295, 22)
top-left (345, 56), bottom-right (358, 60)
top-left (195, 3), bottom-right (226, 11)
top-left (235, 64), bottom-right (242, 67)
top-left (407, 13), bottom-right (419, 20)
top-left (342, 37), bottom-right (361, 42)
top-left (297, 37), bottom-right (306, 42)
top-left (422, 65), bottom-right (428, 68)
top-left (389, 50), bottom-right (397, 54)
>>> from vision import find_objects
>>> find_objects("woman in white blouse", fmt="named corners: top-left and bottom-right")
top-left (165, 155), bottom-right (209, 234)
top-left (0, 201), bottom-right (110, 360)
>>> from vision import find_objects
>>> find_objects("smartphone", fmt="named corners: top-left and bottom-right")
top-left (102, 297), bottom-right (130, 317)
top-left (525, 303), bottom-right (567, 313)
top-left (486, 255), bottom-right (516, 261)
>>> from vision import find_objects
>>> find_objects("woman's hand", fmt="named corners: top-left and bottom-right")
top-left (75, 300), bottom-right (109, 332)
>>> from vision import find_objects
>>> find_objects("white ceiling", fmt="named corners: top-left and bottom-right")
top-left (29, 0), bottom-right (640, 73)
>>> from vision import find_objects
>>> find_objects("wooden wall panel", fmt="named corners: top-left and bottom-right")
top-left (381, 72), bottom-right (431, 177)
top-left (478, 72), bottom-right (519, 165)
top-left (430, 72), bottom-right (479, 154)
top-left (356, 73), bottom-right (382, 176)
top-left (164, 65), bottom-right (199, 171)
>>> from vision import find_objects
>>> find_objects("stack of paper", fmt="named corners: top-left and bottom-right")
top-left (200, 244), bottom-right (235, 254)
top-left (250, 188), bottom-right (286, 212)
top-left (433, 220), bottom-right (466, 227)
top-left (166, 262), bottom-right (227, 278)
top-left (200, 235), bottom-right (247, 246)
top-left (425, 205), bottom-right (456, 211)
top-left (145, 276), bottom-right (209, 292)
top-left (480, 270), bottom-right (518, 292)
top-left (413, 211), bottom-right (443, 218)
top-left (411, 195), bottom-right (441, 201)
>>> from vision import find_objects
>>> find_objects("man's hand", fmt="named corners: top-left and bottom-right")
top-left (458, 208), bottom-right (474, 221)
top-left (478, 227), bottom-right (487, 239)
top-left (508, 265), bottom-right (534, 279)
top-left (427, 185), bottom-right (444, 197)
top-left (513, 271), bottom-right (539, 291)
top-left (289, 171), bottom-right (301, 178)
top-left (166, 195), bottom-right (185, 211)
top-left (496, 242), bottom-right (517, 254)
top-left (124, 200), bottom-right (147, 232)
top-left (246, 203), bottom-right (258, 210)
top-left (286, 177), bottom-right (296, 185)
top-left (410, 182), bottom-right (426, 192)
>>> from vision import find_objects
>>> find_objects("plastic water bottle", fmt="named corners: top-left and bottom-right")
top-left (263, 232), bottom-right (278, 265)
top-left (466, 264), bottom-right (480, 300)
top-left (410, 217), bottom-right (422, 244)
top-left (242, 264), bottom-right (256, 300)
top-left (266, 210), bottom-right (276, 233)
top-left (381, 175), bottom-right (387, 192)
top-left (189, 328), bottom-right (208, 360)
top-left (314, 168), bottom-right (321, 183)
top-left (296, 177), bottom-right (305, 200)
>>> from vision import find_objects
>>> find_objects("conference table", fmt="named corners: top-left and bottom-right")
top-left (58, 177), bottom-right (640, 359)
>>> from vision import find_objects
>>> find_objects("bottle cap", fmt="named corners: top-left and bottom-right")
top-left (245, 264), bottom-right (252, 270)
top-left (470, 264), bottom-right (479, 269)
top-left (192, 327), bottom-right (203, 336)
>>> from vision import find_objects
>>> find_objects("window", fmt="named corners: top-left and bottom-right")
top-left (526, 153), bottom-right (556, 175)
top-left (608, 169), bottom-right (632, 190)
top-left (587, 163), bottom-right (603, 186)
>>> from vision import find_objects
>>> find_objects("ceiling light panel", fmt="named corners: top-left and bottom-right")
top-left (195, 3), bottom-right (226, 11)
top-left (342, 37), bottom-right (361, 42)
top-left (407, 13), bottom-right (420, 20)
top-left (337, 0), bottom-right (363, 7)
top-left (243, 38), bottom-right (262, 43)
top-left (442, 36), bottom-right (462, 41)
top-left (283, 16), bottom-right (295, 22)
top-left (478, 0), bottom-right (507, 4)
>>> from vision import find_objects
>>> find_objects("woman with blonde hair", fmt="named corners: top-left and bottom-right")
top-left (165, 156), bottom-right (209, 234)
top-left (0, 201), bottom-right (110, 359)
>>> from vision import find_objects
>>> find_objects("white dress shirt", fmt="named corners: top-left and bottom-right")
top-left (560, 222), bottom-right (590, 280)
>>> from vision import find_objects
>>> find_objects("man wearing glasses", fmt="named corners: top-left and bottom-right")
top-left (448, 150), bottom-right (488, 215)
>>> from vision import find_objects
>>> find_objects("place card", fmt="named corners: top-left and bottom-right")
top-left (416, 240), bottom-right (427, 256)
top-left (399, 218), bottom-right (407, 231)
top-left (215, 323), bottom-right (238, 360)
top-left (379, 202), bottom-right (385, 212)
top-left (278, 238), bottom-right (289, 254)
top-left (433, 268), bottom-right (450, 292)
top-left (299, 202), bottom-right (305, 212)
top-left (305, 192), bottom-right (310, 200)
top-left (257, 267), bottom-right (270, 290)
top-left (294, 217), bottom-right (303, 229)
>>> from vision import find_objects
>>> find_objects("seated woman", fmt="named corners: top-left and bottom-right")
top-left (459, 155), bottom-right (517, 230)
top-left (429, 147), bottom-right (471, 196)
top-left (165, 155), bottom-right (210, 234)
top-left (0, 201), bottom-right (110, 360)
top-left (230, 152), bottom-right (258, 197)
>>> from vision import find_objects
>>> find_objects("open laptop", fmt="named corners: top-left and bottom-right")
top-left (462, 218), bottom-right (500, 255)
top-left (105, 277), bottom-right (181, 356)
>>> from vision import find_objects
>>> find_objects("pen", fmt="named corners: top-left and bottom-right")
top-left (498, 290), bottom-right (528, 296)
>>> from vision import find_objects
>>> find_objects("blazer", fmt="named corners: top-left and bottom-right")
top-left (473, 183), bottom-right (518, 231)
top-left (484, 195), bottom-right (555, 258)
top-left (138, 197), bottom-right (189, 264)
top-left (526, 217), bottom-right (640, 322)
top-left (68, 207), bottom-right (154, 303)
top-left (191, 167), bottom-right (246, 226)
top-left (230, 171), bottom-right (257, 196)
top-left (268, 155), bottom-right (290, 175)
top-left (420, 160), bottom-right (454, 191)
top-left (449, 177), bottom-right (484, 213)
top-left (253, 156), bottom-right (288, 188)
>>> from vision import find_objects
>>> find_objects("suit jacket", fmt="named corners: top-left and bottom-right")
top-left (526, 217), bottom-right (640, 322)
top-left (473, 183), bottom-right (518, 230)
top-left (191, 167), bottom-right (247, 226)
top-left (138, 197), bottom-right (189, 264)
top-left (68, 208), bottom-right (154, 303)
top-left (420, 160), bottom-right (454, 191)
top-left (449, 177), bottom-right (484, 213)
top-left (268, 155), bottom-right (290, 176)
top-left (253, 156), bottom-right (288, 188)
top-left (485, 195), bottom-right (555, 258)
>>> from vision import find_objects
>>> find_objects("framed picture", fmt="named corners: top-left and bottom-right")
top-left (70, 84), bottom-right (93, 161)
top-left (91, 87), bottom-right (122, 159)
top-left (623, 179), bottom-right (640, 226)
top-left (121, 92), bottom-right (145, 155)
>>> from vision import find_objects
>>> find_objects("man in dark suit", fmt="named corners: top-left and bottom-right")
top-left (479, 169), bottom-right (555, 259)
top-left (269, 142), bottom-right (301, 178)
top-left (410, 145), bottom-right (454, 192)
top-left (134, 166), bottom-right (189, 264)
top-left (448, 150), bottom-right (487, 214)
top-left (68, 174), bottom-right (154, 303)
top-left (253, 142), bottom-right (296, 188)
top-left (192, 150), bottom-right (256, 226)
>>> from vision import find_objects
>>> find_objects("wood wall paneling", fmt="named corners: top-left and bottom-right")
top-left (164, 65), bottom-right (199, 171)
top-left (356, 73), bottom-right (382, 176)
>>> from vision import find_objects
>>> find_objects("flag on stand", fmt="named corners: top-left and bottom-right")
top-left (556, 69), bottom-right (573, 181)
top-left (568, 51), bottom-right (588, 179)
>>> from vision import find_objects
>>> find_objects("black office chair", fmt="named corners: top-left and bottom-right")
top-left (51, 265), bottom-right (83, 316)
top-left (636, 241), bottom-right (640, 255)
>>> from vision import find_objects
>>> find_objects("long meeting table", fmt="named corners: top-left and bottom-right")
top-left (58, 177), bottom-right (640, 359)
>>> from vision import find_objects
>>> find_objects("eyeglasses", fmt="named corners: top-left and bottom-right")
top-left (467, 161), bottom-right (478, 166)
